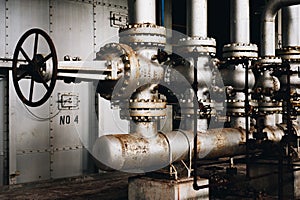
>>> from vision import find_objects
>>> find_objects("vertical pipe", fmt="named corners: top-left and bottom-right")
top-left (128, 0), bottom-right (156, 24)
top-left (282, 5), bottom-right (300, 47)
top-left (276, 10), bottom-right (282, 49)
top-left (261, 0), bottom-right (300, 57)
top-left (230, 0), bottom-right (250, 44)
top-left (187, 0), bottom-right (207, 37)
top-left (193, 56), bottom-right (200, 190)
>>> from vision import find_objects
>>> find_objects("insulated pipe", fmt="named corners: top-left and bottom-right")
top-left (187, 0), bottom-right (207, 37)
top-left (92, 127), bottom-right (286, 172)
top-left (261, 0), bottom-right (300, 57)
top-left (230, 0), bottom-right (250, 44)
top-left (282, 5), bottom-right (300, 46)
top-left (128, 0), bottom-right (156, 24)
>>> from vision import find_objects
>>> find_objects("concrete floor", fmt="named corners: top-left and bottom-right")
top-left (0, 172), bottom-right (131, 200)
top-left (0, 159), bottom-right (285, 199)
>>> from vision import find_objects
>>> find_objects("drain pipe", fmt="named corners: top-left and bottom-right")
top-left (187, 0), bottom-right (207, 37)
top-left (261, 0), bottom-right (300, 57)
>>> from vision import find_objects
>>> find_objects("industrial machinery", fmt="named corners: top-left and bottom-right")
top-left (2, 0), bottom-right (300, 199)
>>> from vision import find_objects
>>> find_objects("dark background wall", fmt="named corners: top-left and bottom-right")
top-left (172, 0), bottom-right (267, 57)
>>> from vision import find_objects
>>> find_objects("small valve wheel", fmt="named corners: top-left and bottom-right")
top-left (12, 28), bottom-right (58, 107)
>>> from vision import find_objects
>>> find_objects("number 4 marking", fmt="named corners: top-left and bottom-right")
top-left (74, 115), bottom-right (79, 124)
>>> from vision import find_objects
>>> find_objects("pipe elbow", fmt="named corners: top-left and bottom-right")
top-left (263, 1), bottom-right (282, 22)
top-left (92, 135), bottom-right (125, 171)
top-left (263, 0), bottom-right (300, 22)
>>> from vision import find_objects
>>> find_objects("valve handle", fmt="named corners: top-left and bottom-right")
top-left (12, 28), bottom-right (57, 107)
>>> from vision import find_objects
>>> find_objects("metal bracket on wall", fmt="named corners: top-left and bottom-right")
top-left (58, 93), bottom-right (80, 110)
top-left (110, 11), bottom-right (127, 27)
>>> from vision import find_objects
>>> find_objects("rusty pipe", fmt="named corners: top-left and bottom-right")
top-left (92, 126), bottom-right (288, 172)
top-left (261, 0), bottom-right (300, 56)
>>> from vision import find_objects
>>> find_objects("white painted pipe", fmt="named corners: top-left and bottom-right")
top-left (282, 5), bottom-right (300, 47)
top-left (261, 0), bottom-right (300, 57)
top-left (230, 0), bottom-right (250, 44)
top-left (187, 0), bottom-right (207, 37)
top-left (92, 126), bottom-right (287, 172)
top-left (128, 0), bottom-right (156, 24)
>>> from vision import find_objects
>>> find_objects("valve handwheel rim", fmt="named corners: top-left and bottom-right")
top-left (12, 28), bottom-right (58, 107)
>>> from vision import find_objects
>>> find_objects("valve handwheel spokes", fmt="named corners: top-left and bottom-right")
top-left (12, 28), bottom-right (58, 107)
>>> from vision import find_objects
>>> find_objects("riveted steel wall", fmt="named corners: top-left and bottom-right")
top-left (0, 0), bottom-right (5, 58)
top-left (94, 0), bottom-right (129, 135)
top-left (2, 0), bottom-right (128, 184)
top-left (0, 0), bottom-right (6, 186)
top-left (0, 76), bottom-right (8, 186)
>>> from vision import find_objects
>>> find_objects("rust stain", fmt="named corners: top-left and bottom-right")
top-left (157, 134), bottom-right (169, 152)
top-left (197, 137), bottom-right (201, 153)
top-left (216, 133), bottom-right (225, 149)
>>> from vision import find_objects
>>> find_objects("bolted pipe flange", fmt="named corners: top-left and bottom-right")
top-left (176, 36), bottom-right (216, 56)
top-left (119, 23), bottom-right (166, 47)
top-left (254, 56), bottom-right (282, 69)
top-left (276, 46), bottom-right (300, 61)
top-left (96, 43), bottom-right (140, 101)
top-left (128, 99), bottom-right (167, 121)
top-left (222, 43), bottom-right (258, 59)
top-left (257, 101), bottom-right (282, 114)
top-left (225, 99), bottom-right (257, 116)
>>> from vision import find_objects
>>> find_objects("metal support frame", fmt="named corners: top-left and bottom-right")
top-left (192, 55), bottom-right (201, 190)
top-left (244, 60), bottom-right (250, 178)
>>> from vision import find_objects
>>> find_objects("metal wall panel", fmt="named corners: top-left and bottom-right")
top-left (50, 0), bottom-right (94, 60)
top-left (6, 0), bottom-right (51, 184)
top-left (0, 79), bottom-right (4, 165)
top-left (0, 0), bottom-right (5, 58)
top-left (5, 0), bottom-right (49, 58)
top-left (98, 98), bottom-right (129, 135)
top-left (94, 1), bottom-right (128, 47)
top-left (51, 149), bottom-right (83, 178)
top-left (49, 80), bottom-right (97, 178)
top-left (5, 0), bottom-right (128, 184)
top-left (16, 153), bottom-right (50, 183)
top-left (0, 77), bottom-right (7, 185)
top-left (9, 73), bottom-right (51, 184)
top-left (95, 0), bottom-right (129, 136)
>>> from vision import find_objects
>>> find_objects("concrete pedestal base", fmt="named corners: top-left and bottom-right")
top-left (248, 159), bottom-right (300, 199)
top-left (128, 176), bottom-right (209, 200)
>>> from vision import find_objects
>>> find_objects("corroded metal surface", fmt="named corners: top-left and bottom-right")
top-left (92, 127), bottom-right (288, 172)
top-left (92, 133), bottom-right (170, 172)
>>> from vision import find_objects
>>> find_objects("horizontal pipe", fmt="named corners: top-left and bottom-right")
top-left (230, 0), bottom-right (250, 44)
top-left (187, 0), bottom-right (207, 37)
top-left (92, 126), bottom-right (287, 172)
top-left (261, 0), bottom-right (300, 57)
top-left (128, 0), bottom-right (156, 24)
